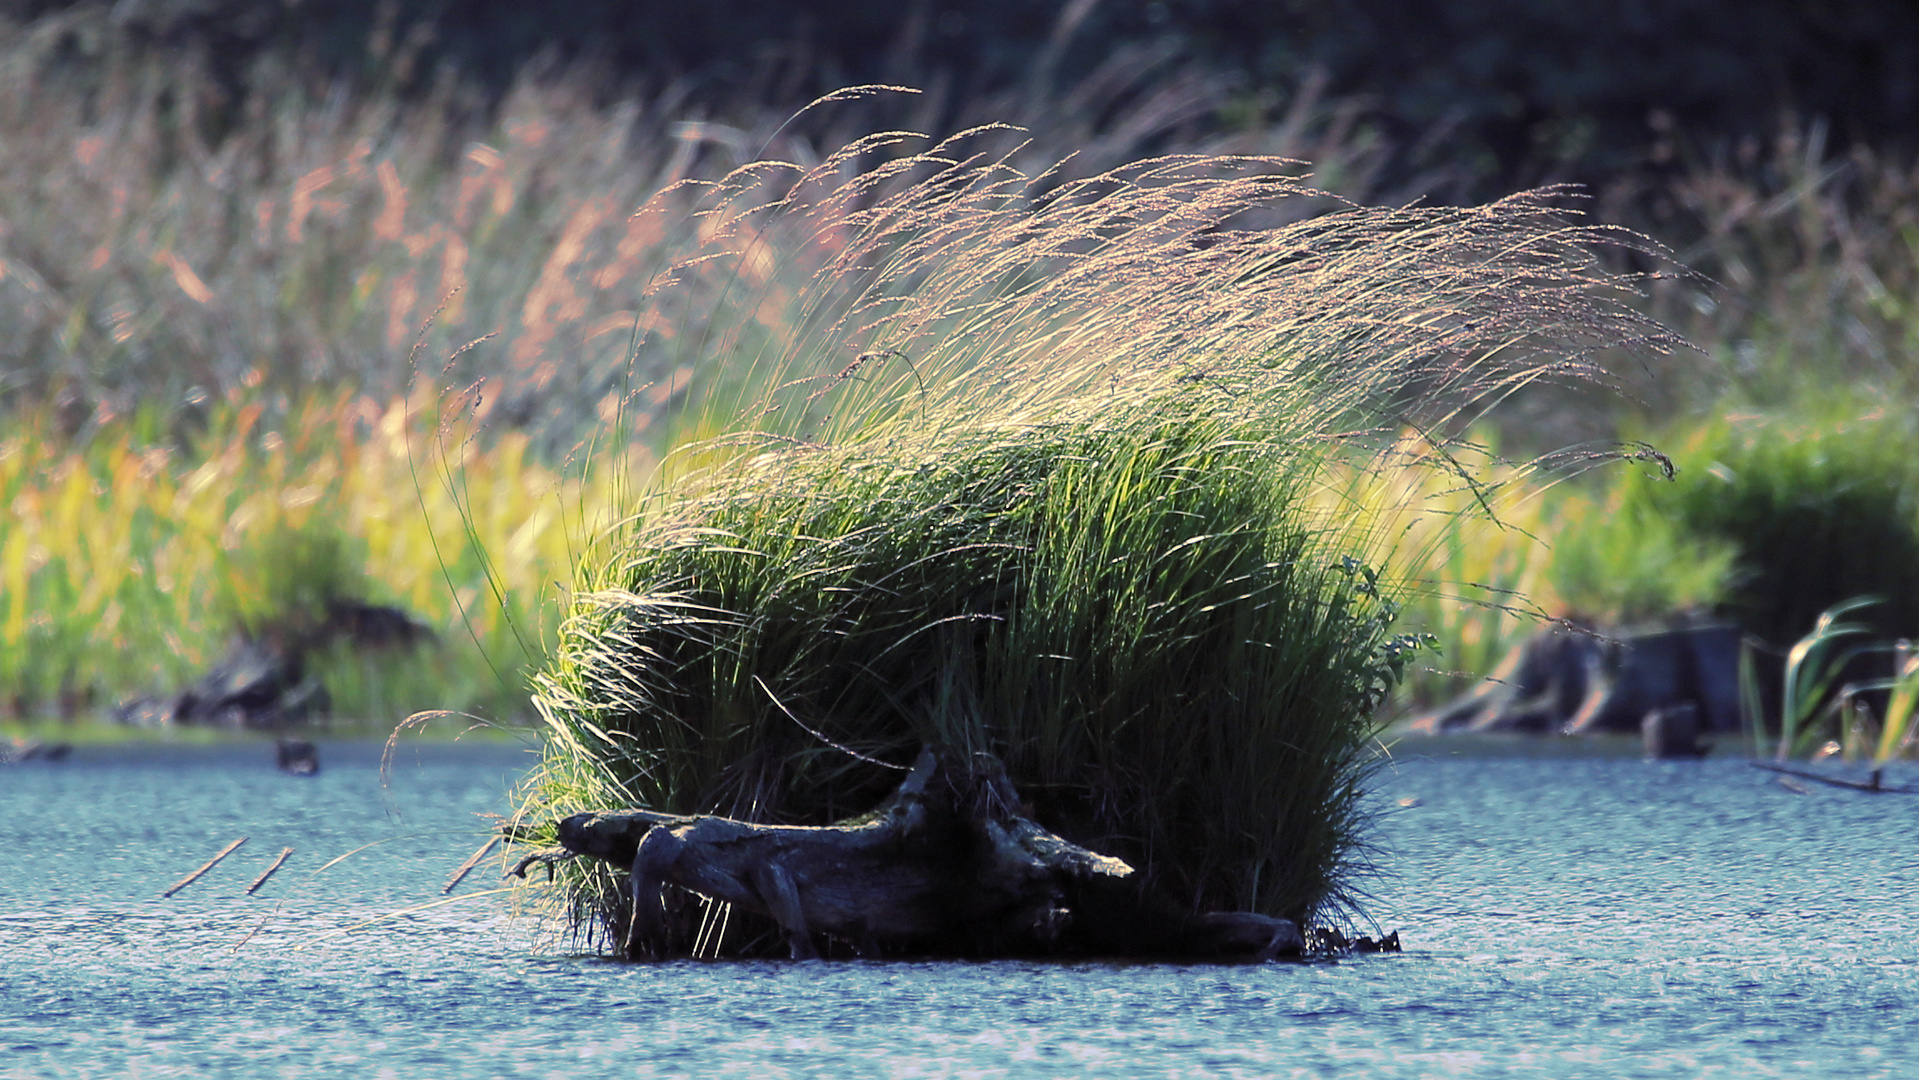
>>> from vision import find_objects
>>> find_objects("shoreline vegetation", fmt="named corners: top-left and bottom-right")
top-left (7, 2), bottom-right (1919, 952)
top-left (3, 6), bottom-right (1916, 745)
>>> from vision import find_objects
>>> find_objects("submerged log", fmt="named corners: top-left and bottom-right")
top-left (543, 746), bottom-right (1302, 962)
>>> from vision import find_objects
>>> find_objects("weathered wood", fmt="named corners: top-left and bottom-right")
top-left (1412, 622), bottom-right (1750, 738)
top-left (1751, 761), bottom-right (1919, 794)
top-left (161, 836), bottom-right (247, 898)
top-left (549, 746), bottom-right (1302, 961)
top-left (246, 847), bottom-right (294, 895)
top-left (442, 838), bottom-right (499, 894)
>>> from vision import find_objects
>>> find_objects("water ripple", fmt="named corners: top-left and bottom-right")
top-left (3, 746), bottom-right (1916, 1077)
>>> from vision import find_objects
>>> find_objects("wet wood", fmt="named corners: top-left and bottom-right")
top-left (442, 838), bottom-right (499, 894)
top-left (1751, 761), bottom-right (1919, 794)
top-left (161, 836), bottom-right (247, 898)
top-left (548, 747), bottom-right (1302, 962)
top-left (246, 847), bottom-right (294, 894)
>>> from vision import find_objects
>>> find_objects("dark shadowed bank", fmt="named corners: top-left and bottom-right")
top-left (500, 125), bottom-right (1677, 960)
top-left (27, 0), bottom-right (1919, 197)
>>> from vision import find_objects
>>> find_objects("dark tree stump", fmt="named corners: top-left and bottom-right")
top-left (541, 747), bottom-right (1303, 962)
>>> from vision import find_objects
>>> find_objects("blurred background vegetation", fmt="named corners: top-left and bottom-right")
top-left (5, 0), bottom-right (1918, 734)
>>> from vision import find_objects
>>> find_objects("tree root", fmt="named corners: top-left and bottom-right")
top-left (527, 746), bottom-right (1306, 962)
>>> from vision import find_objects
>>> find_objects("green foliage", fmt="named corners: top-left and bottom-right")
top-left (1875, 644), bottom-right (1919, 768)
top-left (1545, 479), bottom-right (1737, 625)
top-left (510, 126), bottom-right (1672, 947)
top-left (214, 524), bottom-right (370, 641)
top-left (0, 391), bottom-right (625, 726)
top-left (1737, 596), bottom-right (1919, 768)
top-left (538, 415), bottom-right (1402, 924)
top-left (1775, 597), bottom-right (1880, 761)
top-left (1622, 399), bottom-right (1919, 645)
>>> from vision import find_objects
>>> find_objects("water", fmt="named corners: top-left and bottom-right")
top-left (3, 737), bottom-right (1915, 1078)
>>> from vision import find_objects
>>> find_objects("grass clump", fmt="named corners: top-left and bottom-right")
top-left (1619, 397), bottom-right (1919, 646)
top-left (542, 414), bottom-right (1404, 927)
top-left (511, 127), bottom-right (1675, 951)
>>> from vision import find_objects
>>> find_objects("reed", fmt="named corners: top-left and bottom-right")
top-left (1616, 396), bottom-right (1919, 647)
top-left (5, 9), bottom-right (1900, 750)
top-left (0, 9), bottom-right (745, 453)
top-left (1774, 598), bottom-right (1881, 761)
top-left (0, 11), bottom-right (1444, 737)
top-left (1339, 438), bottom-right (1735, 710)
top-left (508, 124), bottom-right (1677, 952)
top-left (1739, 597), bottom-right (1919, 771)
top-left (1639, 122), bottom-right (1919, 412)
top-left (0, 10), bottom-right (1405, 457)
top-left (1873, 643), bottom-right (1919, 768)
top-left (0, 387), bottom-right (633, 726)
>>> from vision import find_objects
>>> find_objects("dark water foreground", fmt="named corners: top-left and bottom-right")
top-left (2, 738), bottom-right (1915, 1078)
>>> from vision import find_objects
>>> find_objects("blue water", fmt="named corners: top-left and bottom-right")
top-left (3, 737), bottom-right (1916, 1078)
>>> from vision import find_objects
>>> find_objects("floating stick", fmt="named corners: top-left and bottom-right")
top-left (246, 847), bottom-right (295, 895)
top-left (1752, 761), bottom-right (1919, 794)
top-left (442, 838), bottom-right (499, 895)
top-left (160, 837), bottom-right (247, 898)
top-left (231, 900), bottom-right (284, 953)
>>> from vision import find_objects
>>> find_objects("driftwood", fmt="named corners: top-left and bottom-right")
top-left (1751, 761), bottom-right (1919, 794)
top-left (532, 747), bottom-right (1303, 962)
top-left (160, 836), bottom-right (247, 898)
top-left (0, 739), bottom-right (71, 764)
top-left (1411, 621), bottom-right (1749, 755)
top-left (114, 599), bottom-right (433, 731)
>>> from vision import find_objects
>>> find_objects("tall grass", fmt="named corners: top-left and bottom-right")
top-left (0, 10), bottom-right (1406, 454)
top-left (1740, 597), bottom-right (1919, 772)
top-left (1631, 122), bottom-right (1919, 414)
top-left (0, 387), bottom-right (636, 726)
top-left (1873, 643), bottom-right (1919, 768)
top-left (508, 126), bottom-right (1678, 952)
top-left (1617, 396), bottom-right (1919, 646)
top-left (0, 10), bottom-right (1479, 740)
top-left (11, 9), bottom-right (1904, 751)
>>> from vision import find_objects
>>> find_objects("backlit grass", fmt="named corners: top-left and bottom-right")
top-left (0, 387), bottom-right (640, 727)
top-left (1619, 396), bottom-right (1919, 646)
top-left (507, 129), bottom-right (1678, 953)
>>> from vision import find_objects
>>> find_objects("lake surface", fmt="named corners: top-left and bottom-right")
top-left (3, 736), bottom-right (1915, 1078)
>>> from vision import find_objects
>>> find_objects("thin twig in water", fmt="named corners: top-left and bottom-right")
top-left (1752, 761), bottom-right (1917, 794)
top-left (160, 837), bottom-right (247, 898)
top-left (442, 838), bottom-right (499, 894)
top-left (246, 847), bottom-right (294, 895)
top-left (311, 838), bottom-right (396, 876)
top-left (231, 900), bottom-right (284, 953)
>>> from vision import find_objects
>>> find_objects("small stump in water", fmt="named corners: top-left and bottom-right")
top-left (276, 738), bottom-right (320, 776)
